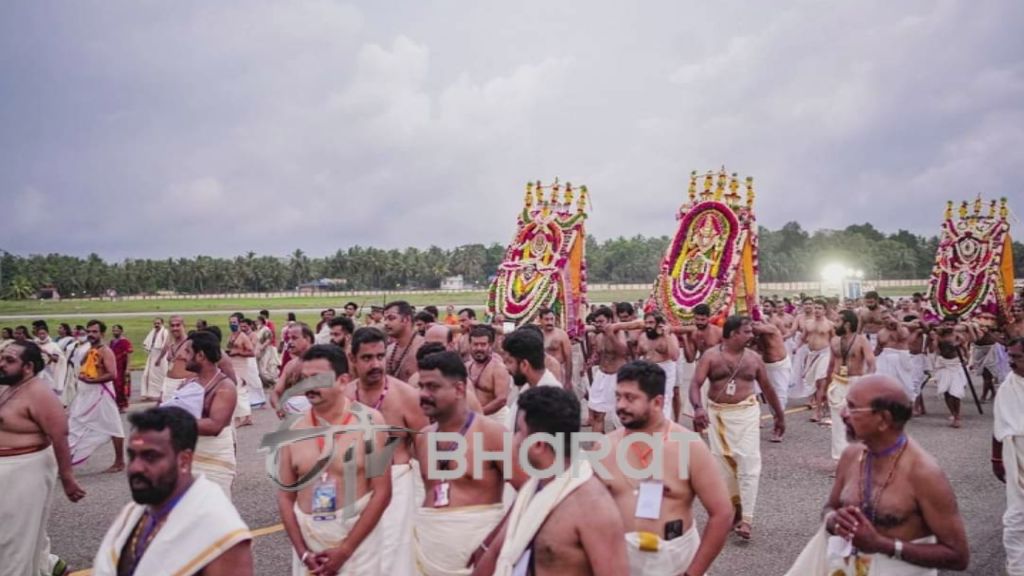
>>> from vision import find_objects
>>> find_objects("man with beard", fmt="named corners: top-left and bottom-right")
top-left (600, 361), bottom-right (732, 575)
top-left (466, 324), bottom-right (511, 424)
top-left (68, 320), bottom-right (126, 472)
top-left (455, 307), bottom-right (478, 362)
top-left (225, 314), bottom-right (257, 427)
top-left (857, 291), bottom-right (889, 350)
top-left (413, 351), bottom-right (509, 575)
top-left (329, 315), bottom-right (355, 357)
top-left (691, 315), bottom-right (786, 540)
top-left (786, 376), bottom-right (969, 575)
top-left (140, 317), bottom-right (169, 402)
top-left (798, 299), bottom-right (835, 422)
top-left (502, 328), bottom-right (563, 433)
top-left (93, 406), bottom-right (253, 575)
top-left (383, 300), bottom-right (425, 383)
top-left (346, 327), bottom-right (428, 576)
top-left (540, 307), bottom-right (574, 391)
top-left (364, 306), bottom-right (385, 328)
top-left (677, 303), bottom-right (723, 421)
top-left (344, 301), bottom-right (360, 321)
top-left (636, 312), bottom-right (681, 421)
top-left (0, 340), bottom-right (85, 576)
top-left (32, 320), bottom-right (67, 397)
top-left (825, 310), bottom-right (875, 461)
top-left (587, 306), bottom-right (629, 433)
top-left (474, 386), bottom-right (629, 576)
top-left (414, 310), bottom-right (437, 337)
top-left (615, 302), bottom-right (642, 361)
top-left (277, 345), bottom-right (391, 576)
top-left (1007, 302), bottom-right (1024, 341)
top-left (993, 338), bottom-right (1024, 574)
top-left (875, 312), bottom-right (918, 403)
top-left (161, 331), bottom-right (238, 497)
top-left (752, 316), bottom-right (792, 417)
top-left (315, 308), bottom-right (336, 344)
top-left (271, 323), bottom-right (315, 418)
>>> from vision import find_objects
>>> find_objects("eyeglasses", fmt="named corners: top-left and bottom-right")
top-left (846, 407), bottom-right (876, 414)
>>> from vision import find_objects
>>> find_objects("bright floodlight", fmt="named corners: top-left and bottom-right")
top-left (855, 269), bottom-right (864, 278)
top-left (821, 263), bottom-right (847, 283)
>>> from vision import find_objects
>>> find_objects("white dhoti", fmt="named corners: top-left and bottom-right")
top-left (0, 447), bottom-right (57, 576)
top-left (827, 375), bottom-right (860, 460)
top-left (487, 405), bottom-right (510, 427)
top-left (625, 525), bottom-right (700, 576)
top-left (291, 493), bottom-right (381, 575)
top-left (92, 475), bottom-right (252, 576)
top-left (765, 356), bottom-right (792, 410)
top-left (707, 396), bottom-right (762, 523)
top-left (785, 523), bottom-right (937, 575)
top-left (994, 372), bottom-right (1024, 575)
top-left (161, 375), bottom-right (186, 403)
top-left (140, 353), bottom-right (167, 399)
top-left (933, 357), bottom-right (966, 399)
top-left (876, 349), bottom-right (917, 400)
top-left (229, 357), bottom-right (252, 419)
top-left (241, 357), bottom-right (266, 407)
top-left (588, 369), bottom-right (617, 414)
top-left (793, 347), bottom-right (830, 399)
top-left (910, 353), bottom-right (928, 398)
top-left (379, 464), bottom-right (416, 575)
top-left (69, 381), bottom-right (125, 466)
top-left (972, 344), bottom-right (1010, 385)
top-left (414, 503), bottom-right (504, 575)
top-left (678, 359), bottom-right (696, 419)
top-left (193, 425), bottom-right (237, 498)
top-left (657, 360), bottom-right (677, 420)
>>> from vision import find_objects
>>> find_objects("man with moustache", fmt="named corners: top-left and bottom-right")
top-left (993, 338), bottom-right (1024, 574)
top-left (68, 320), bottom-right (126, 472)
top-left (276, 345), bottom-right (391, 576)
top-left (383, 300), bottom-right (425, 383)
top-left (587, 306), bottom-right (629, 433)
top-left (636, 311), bottom-right (681, 421)
top-left (329, 315), bottom-right (355, 357)
top-left (601, 361), bottom-right (732, 575)
top-left (503, 328), bottom-right (564, 433)
top-left (825, 310), bottom-right (875, 461)
top-left (346, 327), bottom-right (429, 576)
top-left (465, 324), bottom-right (511, 424)
top-left (540, 307), bottom-right (574, 391)
top-left (857, 291), bottom-right (889, 350)
top-left (162, 331), bottom-right (238, 497)
top-left (413, 351), bottom-right (509, 575)
top-left (691, 315), bottom-right (786, 540)
top-left (271, 323), bottom-right (316, 418)
top-left (412, 341), bottom-right (485, 415)
top-left (875, 312), bottom-right (918, 403)
top-left (615, 302), bottom-right (642, 361)
top-left (786, 376), bottom-right (969, 575)
top-left (92, 407), bottom-right (253, 575)
top-left (676, 303), bottom-right (723, 420)
top-left (160, 316), bottom-right (191, 402)
top-left (0, 340), bottom-right (86, 576)
top-left (798, 299), bottom-right (835, 422)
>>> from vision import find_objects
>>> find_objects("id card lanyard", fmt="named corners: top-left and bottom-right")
top-left (434, 411), bottom-right (476, 507)
top-left (309, 409), bottom-right (354, 521)
top-left (631, 422), bottom-right (670, 520)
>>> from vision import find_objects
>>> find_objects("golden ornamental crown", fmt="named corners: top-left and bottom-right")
top-left (523, 178), bottom-right (589, 214)
top-left (688, 166), bottom-right (754, 209)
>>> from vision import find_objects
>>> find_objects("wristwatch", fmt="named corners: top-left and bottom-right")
top-left (893, 538), bottom-right (903, 560)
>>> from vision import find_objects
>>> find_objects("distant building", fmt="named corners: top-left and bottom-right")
top-left (37, 285), bottom-right (60, 301)
top-left (297, 278), bottom-right (348, 294)
top-left (441, 275), bottom-right (465, 291)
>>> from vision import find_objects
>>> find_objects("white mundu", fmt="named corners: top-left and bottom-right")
top-left (765, 356), bottom-right (792, 410)
top-left (68, 351), bottom-right (125, 466)
top-left (379, 463), bottom-right (416, 575)
top-left (92, 475), bottom-right (252, 576)
top-left (290, 493), bottom-right (382, 575)
top-left (0, 447), bottom-right (57, 576)
top-left (141, 327), bottom-right (169, 399)
top-left (795, 347), bottom-right (830, 399)
top-left (229, 357), bottom-right (252, 420)
top-left (414, 503), bottom-right (505, 575)
top-left (827, 375), bottom-right (861, 460)
top-left (994, 371), bottom-right (1024, 575)
top-left (494, 461), bottom-right (594, 576)
top-left (657, 360), bottom-right (677, 420)
top-left (877, 349), bottom-right (917, 400)
top-left (706, 396), bottom-right (761, 525)
top-left (785, 523), bottom-right (937, 575)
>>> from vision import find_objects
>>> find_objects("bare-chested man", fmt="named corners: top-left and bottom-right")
top-left (602, 361), bottom-right (732, 575)
top-left (452, 307), bottom-right (478, 362)
top-left (226, 314), bottom-right (255, 427)
top-left (636, 312), bottom-right (681, 421)
top-left (691, 315), bottom-right (785, 540)
top-left (857, 291), bottom-right (889, 350)
top-left (413, 351), bottom-right (510, 575)
top-left (383, 300), bottom-right (424, 383)
top-left (346, 327), bottom-right (429, 575)
top-left (875, 312), bottom-right (917, 403)
top-left (587, 306), bottom-right (629, 433)
top-left (752, 317), bottom-right (791, 416)
top-left (465, 325), bottom-right (511, 425)
top-left (540, 307), bottom-right (573, 392)
top-left (0, 340), bottom-right (86, 575)
top-left (903, 314), bottom-right (930, 416)
top-left (615, 302), bottom-right (642, 361)
top-left (798, 299), bottom-right (834, 422)
top-left (276, 344), bottom-right (391, 575)
top-left (474, 386), bottom-right (629, 576)
top-left (825, 310), bottom-right (875, 461)
top-left (930, 315), bottom-right (975, 428)
top-left (160, 315), bottom-right (190, 402)
top-left (786, 375), bottom-right (969, 573)
top-left (1006, 302), bottom-right (1024, 341)
top-left (271, 323), bottom-right (314, 418)
top-left (678, 304), bottom-right (722, 364)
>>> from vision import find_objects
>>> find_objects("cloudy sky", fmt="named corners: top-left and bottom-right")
top-left (2, 1), bottom-right (1021, 260)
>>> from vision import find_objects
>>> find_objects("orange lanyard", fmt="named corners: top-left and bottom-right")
top-left (309, 409), bottom-right (354, 452)
top-left (630, 422), bottom-right (671, 468)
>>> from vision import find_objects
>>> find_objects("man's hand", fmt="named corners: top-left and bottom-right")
top-left (313, 544), bottom-right (352, 575)
top-left (61, 475), bottom-right (86, 502)
top-left (772, 417), bottom-right (786, 442)
top-left (692, 407), bottom-right (709, 433)
top-left (300, 549), bottom-right (325, 573)
top-left (994, 459), bottom-right (1006, 483)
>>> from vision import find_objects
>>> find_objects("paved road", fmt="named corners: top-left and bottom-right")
top-left (53, 379), bottom-right (1004, 575)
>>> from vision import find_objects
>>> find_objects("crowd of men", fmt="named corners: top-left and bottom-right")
top-left (2, 290), bottom-right (1023, 575)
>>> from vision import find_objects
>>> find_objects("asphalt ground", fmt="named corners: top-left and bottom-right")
top-left (52, 375), bottom-right (1005, 575)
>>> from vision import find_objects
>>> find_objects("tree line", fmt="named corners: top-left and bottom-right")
top-left (2, 222), bottom-right (1022, 299)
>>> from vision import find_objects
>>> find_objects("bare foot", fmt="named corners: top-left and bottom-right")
top-left (734, 521), bottom-right (752, 540)
top-left (103, 463), bottom-right (125, 473)
top-left (769, 431), bottom-right (783, 443)
top-left (951, 418), bottom-right (961, 428)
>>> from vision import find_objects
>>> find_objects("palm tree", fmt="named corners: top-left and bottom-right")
top-left (6, 275), bottom-right (34, 300)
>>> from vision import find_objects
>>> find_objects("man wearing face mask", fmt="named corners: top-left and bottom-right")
top-left (825, 310), bottom-right (875, 461)
top-left (92, 406), bottom-right (253, 575)
top-left (68, 320), bottom-right (126, 472)
top-left (162, 331), bottom-right (238, 497)
top-left (636, 312), bottom-right (680, 421)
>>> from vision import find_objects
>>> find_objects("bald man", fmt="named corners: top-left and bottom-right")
top-left (786, 375), bottom-right (969, 574)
